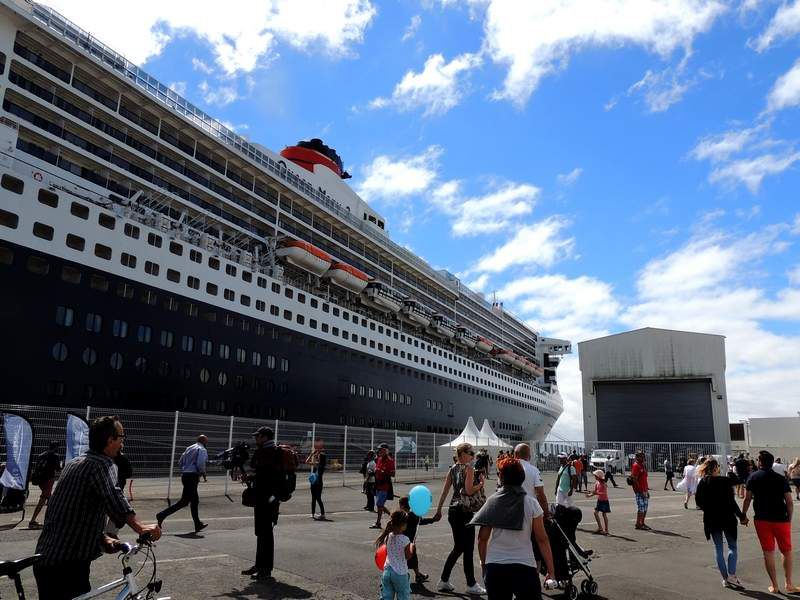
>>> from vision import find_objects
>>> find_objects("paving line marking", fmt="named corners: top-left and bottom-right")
top-left (158, 553), bottom-right (229, 564)
top-left (163, 510), bottom-right (370, 524)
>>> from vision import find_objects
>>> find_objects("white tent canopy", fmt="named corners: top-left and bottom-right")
top-left (437, 417), bottom-right (512, 466)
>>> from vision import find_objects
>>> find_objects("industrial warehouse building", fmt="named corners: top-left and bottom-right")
top-left (580, 328), bottom-right (731, 444)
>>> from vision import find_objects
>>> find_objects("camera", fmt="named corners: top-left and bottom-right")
top-left (213, 441), bottom-right (250, 480)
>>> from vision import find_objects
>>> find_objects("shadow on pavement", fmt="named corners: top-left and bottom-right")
top-left (645, 529), bottom-right (691, 539)
top-left (214, 580), bottom-right (312, 599)
top-left (736, 590), bottom-right (784, 599)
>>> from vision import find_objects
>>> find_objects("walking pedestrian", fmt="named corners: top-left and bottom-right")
top-left (307, 440), bottom-right (328, 521)
top-left (585, 470), bottom-right (610, 535)
top-left (33, 416), bottom-right (161, 600)
top-left (579, 454), bottom-right (589, 492)
top-left (554, 453), bottom-right (577, 508)
top-left (372, 444), bottom-right (396, 529)
top-left (424, 456), bottom-right (431, 472)
top-left (734, 453), bottom-right (751, 499)
top-left (680, 458), bottom-right (699, 509)
top-left (604, 457), bottom-right (619, 488)
top-left (663, 457), bottom-right (675, 491)
top-left (695, 458), bottom-right (748, 589)
top-left (376, 510), bottom-right (413, 600)
top-left (474, 457), bottom-right (555, 600)
top-left (398, 495), bottom-right (434, 584)
top-left (28, 441), bottom-right (61, 530)
top-left (241, 426), bottom-right (283, 581)
top-left (631, 451), bottom-right (650, 531)
top-left (156, 434), bottom-right (208, 533)
top-left (772, 457), bottom-right (788, 479)
top-left (514, 443), bottom-right (549, 517)
top-left (788, 458), bottom-right (800, 501)
top-left (433, 442), bottom-right (487, 595)
top-left (742, 450), bottom-right (798, 594)
top-left (572, 454), bottom-right (584, 492)
top-left (363, 450), bottom-right (377, 512)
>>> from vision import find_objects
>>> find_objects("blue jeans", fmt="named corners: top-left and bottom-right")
top-left (381, 566), bottom-right (410, 600)
top-left (710, 528), bottom-right (738, 579)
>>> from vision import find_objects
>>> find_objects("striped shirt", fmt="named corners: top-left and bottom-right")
top-left (179, 443), bottom-right (208, 474)
top-left (35, 450), bottom-right (134, 565)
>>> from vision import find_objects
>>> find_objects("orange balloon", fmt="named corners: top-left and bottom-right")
top-left (374, 544), bottom-right (387, 571)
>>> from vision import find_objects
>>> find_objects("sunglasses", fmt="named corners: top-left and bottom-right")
top-left (113, 433), bottom-right (127, 440)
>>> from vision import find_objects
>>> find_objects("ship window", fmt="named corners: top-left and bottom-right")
top-left (26, 255), bottom-right (49, 275)
top-left (33, 222), bottom-right (54, 240)
top-left (109, 352), bottom-right (123, 370)
top-left (112, 319), bottom-right (128, 338)
top-left (145, 261), bottom-right (160, 276)
top-left (184, 303), bottom-right (198, 317)
top-left (51, 342), bottom-right (68, 362)
top-left (66, 234), bottom-right (85, 251)
top-left (284, 288), bottom-right (293, 299)
top-left (218, 371), bottom-right (228, 386)
top-left (310, 319), bottom-right (317, 329)
top-left (240, 295), bottom-right (251, 307)
top-left (94, 243), bottom-right (112, 260)
top-left (310, 298), bottom-right (318, 309)
top-left (82, 347), bottom-right (97, 366)
top-left (208, 256), bottom-right (220, 270)
top-left (359, 385), bottom-right (365, 397)
top-left (187, 276), bottom-right (200, 290)
top-left (200, 368), bottom-right (210, 383)
top-left (181, 335), bottom-right (194, 352)
top-left (320, 323), bottom-right (328, 333)
top-left (201, 310), bottom-right (217, 323)
top-left (200, 339), bottom-right (213, 356)
top-left (121, 253), bottom-right (136, 269)
top-left (166, 269), bottom-right (180, 283)
top-left (70, 202), bottom-right (89, 220)
top-left (147, 232), bottom-right (162, 248)
top-left (332, 327), bottom-right (339, 336)
top-left (0, 246), bottom-right (12, 265)
top-left (283, 310), bottom-right (292, 320)
top-left (124, 223), bottom-right (140, 239)
top-left (236, 348), bottom-right (246, 363)
top-left (116, 283), bottom-right (134, 299)
top-left (296, 314), bottom-right (305, 325)
top-left (297, 293), bottom-right (306, 304)
top-left (160, 330), bottom-right (174, 348)
top-left (158, 360), bottom-right (171, 377)
top-left (271, 283), bottom-right (280, 293)
top-left (252, 351), bottom-right (262, 367)
top-left (224, 288), bottom-right (234, 301)
top-left (189, 249), bottom-right (202, 263)
top-left (164, 297), bottom-right (179, 311)
top-left (0, 209), bottom-right (19, 229)
top-left (370, 323), bottom-right (375, 331)
top-left (323, 304), bottom-right (330, 314)
top-left (55, 306), bottom-right (74, 327)
top-left (270, 305), bottom-right (279, 316)
top-left (1, 174), bottom-right (23, 194)
top-left (342, 331), bottom-right (349, 340)
top-left (137, 325), bottom-right (152, 343)
top-left (225, 264), bottom-right (236, 276)
top-left (267, 355), bottom-right (276, 369)
top-left (256, 300), bottom-right (266, 311)
top-left (38, 189), bottom-right (58, 207)
top-left (169, 241), bottom-right (183, 256)
top-left (98, 213), bottom-right (115, 230)
top-left (280, 358), bottom-right (289, 372)
top-left (219, 344), bottom-right (230, 359)
top-left (242, 271), bottom-right (252, 283)
top-left (257, 276), bottom-right (266, 288)
top-left (206, 282), bottom-right (218, 296)
top-left (85, 313), bottom-right (102, 333)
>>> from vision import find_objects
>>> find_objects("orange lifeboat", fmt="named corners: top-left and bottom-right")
top-left (276, 239), bottom-right (332, 276)
top-left (326, 261), bottom-right (370, 293)
top-left (476, 337), bottom-right (495, 354)
top-left (495, 349), bottom-right (516, 366)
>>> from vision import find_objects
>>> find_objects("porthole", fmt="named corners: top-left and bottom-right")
top-left (82, 347), bottom-right (97, 366)
top-left (200, 368), bottom-right (210, 383)
top-left (109, 352), bottom-right (123, 370)
top-left (52, 342), bottom-right (68, 362)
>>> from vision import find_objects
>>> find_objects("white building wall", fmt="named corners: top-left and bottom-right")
top-left (580, 328), bottom-right (730, 443)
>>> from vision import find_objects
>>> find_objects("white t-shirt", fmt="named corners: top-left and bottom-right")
top-left (486, 495), bottom-right (544, 567)
top-left (772, 463), bottom-right (787, 477)
top-left (521, 460), bottom-right (544, 499)
top-left (384, 533), bottom-right (410, 575)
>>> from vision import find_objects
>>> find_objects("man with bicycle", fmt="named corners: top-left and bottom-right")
top-left (33, 416), bottom-right (161, 600)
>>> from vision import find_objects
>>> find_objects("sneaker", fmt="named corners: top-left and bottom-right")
top-left (241, 566), bottom-right (259, 576)
top-left (415, 573), bottom-right (429, 584)
top-left (465, 583), bottom-right (486, 595)
top-left (722, 579), bottom-right (731, 588)
top-left (726, 576), bottom-right (742, 588)
top-left (195, 522), bottom-right (208, 533)
top-left (436, 580), bottom-right (455, 592)
top-left (28, 521), bottom-right (42, 530)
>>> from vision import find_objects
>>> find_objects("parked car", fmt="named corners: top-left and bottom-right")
top-left (590, 449), bottom-right (625, 473)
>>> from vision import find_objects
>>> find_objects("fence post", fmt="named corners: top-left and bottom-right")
top-left (224, 415), bottom-right (234, 499)
top-left (394, 429), bottom-right (398, 481)
top-left (274, 419), bottom-right (279, 444)
top-left (415, 431), bottom-right (418, 481)
top-left (433, 432), bottom-right (437, 479)
top-left (85, 405), bottom-right (91, 420)
top-left (166, 411), bottom-right (179, 503)
top-left (343, 425), bottom-right (348, 487)
top-left (312, 422), bottom-right (316, 450)
top-left (371, 427), bottom-right (374, 451)
top-left (668, 442), bottom-right (673, 467)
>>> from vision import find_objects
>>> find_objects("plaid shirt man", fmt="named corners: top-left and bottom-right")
top-left (35, 450), bottom-right (133, 565)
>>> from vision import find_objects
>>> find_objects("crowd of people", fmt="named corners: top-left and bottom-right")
top-left (20, 417), bottom-right (800, 599)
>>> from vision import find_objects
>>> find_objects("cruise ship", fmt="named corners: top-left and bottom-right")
top-left (0, 0), bottom-right (570, 442)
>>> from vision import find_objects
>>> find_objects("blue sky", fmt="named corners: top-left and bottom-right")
top-left (49, 0), bottom-right (800, 439)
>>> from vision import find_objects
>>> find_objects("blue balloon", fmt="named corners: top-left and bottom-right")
top-left (409, 485), bottom-right (432, 516)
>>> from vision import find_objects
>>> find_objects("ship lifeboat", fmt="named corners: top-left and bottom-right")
top-left (476, 336), bottom-right (495, 354)
top-left (429, 314), bottom-right (457, 339)
top-left (495, 349), bottom-right (516, 366)
top-left (401, 300), bottom-right (433, 328)
top-left (275, 239), bottom-right (332, 276)
top-left (521, 360), bottom-right (536, 375)
top-left (511, 354), bottom-right (527, 370)
top-left (326, 261), bottom-right (370, 293)
top-left (455, 326), bottom-right (478, 349)
top-left (362, 282), bottom-right (405, 313)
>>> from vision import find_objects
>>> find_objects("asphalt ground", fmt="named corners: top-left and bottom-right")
top-left (1, 473), bottom-right (798, 600)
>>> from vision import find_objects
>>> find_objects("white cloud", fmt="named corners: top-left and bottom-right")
top-left (191, 57), bottom-right (214, 74)
top-left (466, 273), bottom-right (490, 292)
top-left (750, 0), bottom-right (800, 52)
top-left (433, 181), bottom-right (539, 236)
top-left (689, 126), bottom-right (760, 162)
top-left (708, 151), bottom-right (800, 193)
top-left (402, 15), bottom-right (422, 42)
top-left (471, 217), bottom-right (575, 273)
top-left (369, 53), bottom-right (482, 116)
top-left (627, 66), bottom-right (692, 112)
top-left (766, 58), bottom-right (800, 112)
top-left (356, 146), bottom-right (442, 202)
top-left (198, 80), bottom-right (240, 106)
top-left (43, 0), bottom-right (376, 74)
top-left (789, 265), bottom-right (800, 285)
top-left (168, 81), bottom-right (187, 95)
top-left (793, 213), bottom-right (800, 234)
top-left (481, 0), bottom-right (726, 106)
top-left (556, 167), bottom-right (583, 186)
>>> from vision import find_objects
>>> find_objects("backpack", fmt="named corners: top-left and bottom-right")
top-left (273, 445), bottom-right (298, 502)
top-left (30, 452), bottom-right (52, 486)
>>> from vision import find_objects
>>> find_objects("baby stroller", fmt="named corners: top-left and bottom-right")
top-left (542, 505), bottom-right (598, 599)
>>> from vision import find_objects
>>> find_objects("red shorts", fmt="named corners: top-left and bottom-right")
top-left (38, 478), bottom-right (54, 499)
top-left (754, 520), bottom-right (792, 553)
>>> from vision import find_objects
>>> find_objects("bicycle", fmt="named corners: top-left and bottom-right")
top-left (0, 534), bottom-right (169, 600)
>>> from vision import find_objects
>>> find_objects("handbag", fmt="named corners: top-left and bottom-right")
top-left (242, 483), bottom-right (257, 507)
top-left (309, 471), bottom-right (318, 485)
top-left (455, 464), bottom-right (486, 513)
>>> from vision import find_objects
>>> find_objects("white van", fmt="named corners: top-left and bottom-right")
top-left (590, 449), bottom-right (625, 473)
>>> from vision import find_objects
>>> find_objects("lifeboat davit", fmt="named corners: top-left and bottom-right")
top-left (429, 314), bottom-right (457, 339)
top-left (476, 337), bottom-right (494, 354)
top-left (401, 300), bottom-right (433, 328)
top-left (455, 326), bottom-right (478, 349)
top-left (326, 261), bottom-right (369, 293)
top-left (275, 239), bottom-right (332, 276)
top-left (362, 282), bottom-right (404, 313)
